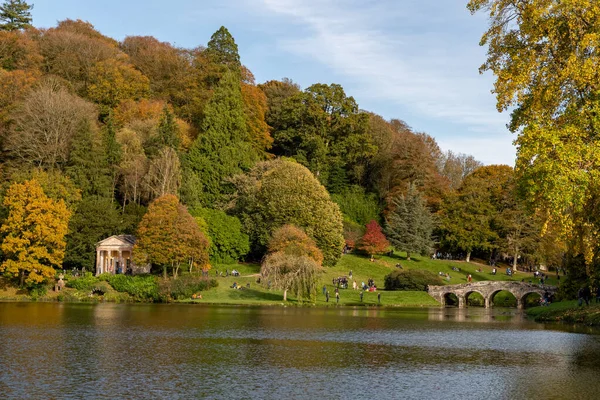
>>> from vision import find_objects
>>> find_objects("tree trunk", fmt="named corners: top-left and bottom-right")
top-left (20, 270), bottom-right (25, 287)
top-left (174, 263), bottom-right (179, 279)
top-left (513, 247), bottom-right (519, 270)
top-left (466, 252), bottom-right (471, 263)
top-left (406, 251), bottom-right (411, 261)
top-left (283, 289), bottom-right (287, 301)
top-left (163, 264), bottom-right (167, 279)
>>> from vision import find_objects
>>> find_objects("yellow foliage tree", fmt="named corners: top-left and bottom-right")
top-left (0, 179), bottom-right (71, 286)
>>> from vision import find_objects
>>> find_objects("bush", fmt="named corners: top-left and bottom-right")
top-left (384, 269), bottom-right (443, 291)
top-left (66, 272), bottom-right (99, 291)
top-left (158, 275), bottom-right (218, 301)
top-left (99, 274), bottom-right (159, 301)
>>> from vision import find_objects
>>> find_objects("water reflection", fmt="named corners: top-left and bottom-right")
top-left (0, 303), bottom-right (599, 399)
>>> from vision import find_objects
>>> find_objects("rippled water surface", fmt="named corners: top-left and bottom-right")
top-left (1, 303), bottom-right (599, 399)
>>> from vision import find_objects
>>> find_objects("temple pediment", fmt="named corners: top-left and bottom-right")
top-left (96, 235), bottom-right (136, 248)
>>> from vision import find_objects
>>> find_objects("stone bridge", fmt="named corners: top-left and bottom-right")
top-left (427, 281), bottom-right (558, 309)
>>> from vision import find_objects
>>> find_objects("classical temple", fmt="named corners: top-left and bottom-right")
top-left (95, 235), bottom-right (150, 275)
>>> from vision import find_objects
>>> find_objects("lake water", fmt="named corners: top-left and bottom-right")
top-left (1, 303), bottom-right (599, 399)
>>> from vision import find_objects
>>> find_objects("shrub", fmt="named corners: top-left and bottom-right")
top-left (158, 275), bottom-right (218, 301)
top-left (99, 274), bottom-right (159, 301)
top-left (66, 272), bottom-right (100, 291)
top-left (384, 269), bottom-right (443, 291)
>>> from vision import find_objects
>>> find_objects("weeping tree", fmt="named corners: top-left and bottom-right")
top-left (261, 225), bottom-right (323, 302)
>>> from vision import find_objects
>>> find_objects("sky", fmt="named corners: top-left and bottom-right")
top-left (31, 0), bottom-right (516, 166)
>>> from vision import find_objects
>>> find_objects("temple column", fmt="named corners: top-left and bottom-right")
top-left (96, 250), bottom-right (101, 275)
top-left (118, 250), bottom-right (123, 274)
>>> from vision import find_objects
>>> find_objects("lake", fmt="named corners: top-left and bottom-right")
top-left (1, 303), bottom-right (599, 399)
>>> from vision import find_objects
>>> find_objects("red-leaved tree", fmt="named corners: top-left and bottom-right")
top-left (357, 220), bottom-right (390, 258)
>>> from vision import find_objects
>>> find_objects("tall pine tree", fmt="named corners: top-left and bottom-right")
top-left (183, 70), bottom-right (256, 207)
top-left (386, 185), bottom-right (434, 260)
top-left (0, 0), bottom-right (32, 31)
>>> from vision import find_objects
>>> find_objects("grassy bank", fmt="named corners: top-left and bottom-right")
top-left (527, 301), bottom-right (600, 326)
top-left (0, 252), bottom-right (549, 307)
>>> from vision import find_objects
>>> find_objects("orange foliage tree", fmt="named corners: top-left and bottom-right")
top-left (133, 194), bottom-right (209, 278)
top-left (357, 220), bottom-right (390, 258)
top-left (0, 179), bottom-right (71, 287)
top-left (267, 224), bottom-right (323, 265)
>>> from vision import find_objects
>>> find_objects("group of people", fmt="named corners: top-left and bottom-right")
top-left (578, 286), bottom-right (600, 306)
top-left (216, 269), bottom-right (240, 277)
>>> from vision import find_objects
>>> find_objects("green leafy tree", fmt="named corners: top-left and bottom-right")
top-left (0, 0), bottom-right (32, 31)
top-left (232, 159), bottom-right (344, 267)
top-left (439, 166), bottom-right (510, 262)
top-left (269, 83), bottom-right (377, 188)
top-left (385, 185), bottom-right (434, 261)
top-left (183, 69), bottom-right (256, 207)
top-left (190, 207), bottom-right (250, 264)
top-left (67, 119), bottom-right (112, 198)
top-left (331, 185), bottom-right (380, 226)
top-left (103, 114), bottom-right (122, 201)
top-left (156, 105), bottom-right (180, 150)
top-left (0, 179), bottom-right (71, 286)
top-left (468, 0), bottom-right (600, 271)
top-left (63, 197), bottom-right (123, 269)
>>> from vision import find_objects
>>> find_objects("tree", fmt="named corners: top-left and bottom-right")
top-left (267, 224), bottom-right (324, 265)
top-left (190, 208), bottom-right (249, 264)
top-left (156, 105), bottom-right (180, 150)
top-left (357, 220), bottom-right (389, 258)
top-left (205, 26), bottom-right (241, 72)
top-left (386, 185), bottom-right (434, 261)
top-left (261, 225), bottom-right (323, 302)
top-left (232, 159), bottom-right (344, 267)
top-left (0, 0), bottom-right (32, 31)
top-left (63, 197), bottom-right (123, 269)
top-left (439, 166), bottom-right (510, 262)
top-left (133, 194), bottom-right (209, 278)
top-left (0, 179), bottom-right (71, 286)
top-left (183, 69), bottom-right (255, 207)
top-left (5, 83), bottom-right (97, 169)
top-left (331, 185), bottom-right (381, 226)
top-left (269, 83), bottom-right (376, 187)
top-left (439, 151), bottom-right (482, 190)
top-left (86, 59), bottom-right (150, 109)
top-left (241, 78), bottom-right (273, 157)
top-left (144, 147), bottom-right (181, 200)
top-left (468, 0), bottom-right (600, 270)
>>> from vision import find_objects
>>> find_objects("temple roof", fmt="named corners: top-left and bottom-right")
top-left (96, 235), bottom-right (136, 248)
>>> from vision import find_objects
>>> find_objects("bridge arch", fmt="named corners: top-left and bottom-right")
top-left (489, 289), bottom-right (518, 308)
top-left (428, 282), bottom-right (557, 309)
top-left (464, 290), bottom-right (485, 307)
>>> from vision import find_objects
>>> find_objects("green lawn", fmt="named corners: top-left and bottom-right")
top-left (187, 252), bottom-right (549, 307)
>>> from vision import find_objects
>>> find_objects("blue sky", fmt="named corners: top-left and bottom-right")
top-left (32, 0), bottom-right (515, 165)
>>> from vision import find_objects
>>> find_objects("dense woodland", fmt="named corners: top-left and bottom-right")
top-left (0, 0), bottom-right (596, 298)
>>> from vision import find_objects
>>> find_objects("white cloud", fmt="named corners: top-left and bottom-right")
top-left (259, 0), bottom-right (515, 165)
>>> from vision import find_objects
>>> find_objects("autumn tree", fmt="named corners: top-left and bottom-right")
top-left (468, 0), bottom-right (600, 273)
top-left (116, 127), bottom-right (148, 205)
top-left (86, 59), bottom-right (150, 110)
top-left (0, 0), bottom-right (32, 31)
top-left (0, 179), bottom-right (71, 286)
top-left (232, 159), bottom-right (344, 267)
top-left (133, 194), bottom-right (209, 278)
top-left (39, 20), bottom-right (121, 94)
top-left (357, 220), bottom-right (390, 258)
top-left (241, 71), bottom-right (273, 157)
top-left (385, 185), bottom-right (434, 261)
top-left (439, 151), bottom-right (482, 190)
top-left (261, 224), bottom-right (323, 302)
top-left (5, 83), bottom-right (97, 169)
